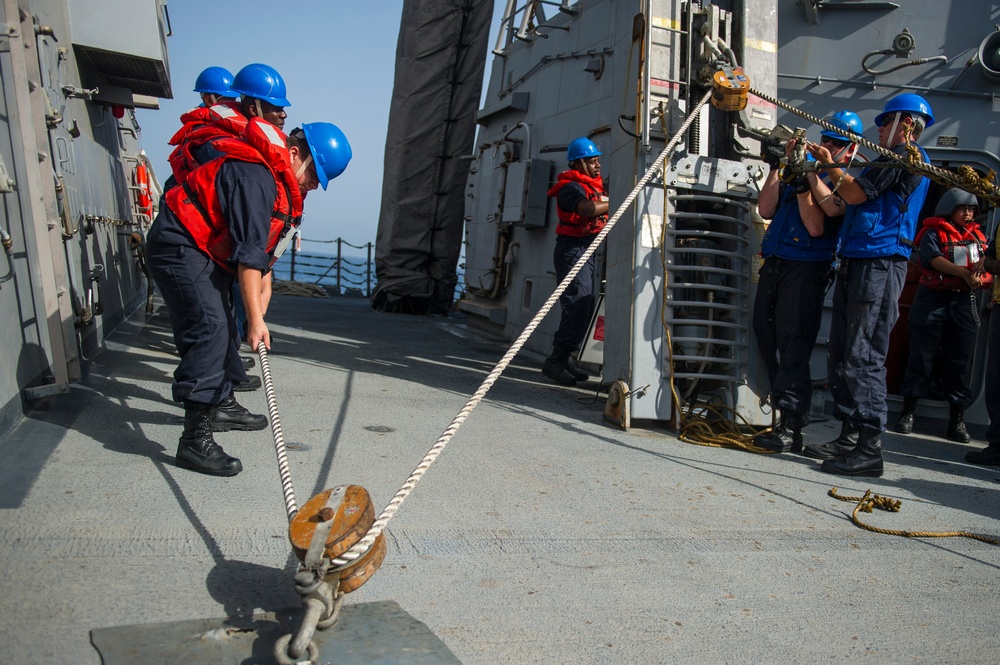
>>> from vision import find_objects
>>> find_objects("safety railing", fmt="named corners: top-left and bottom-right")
top-left (273, 237), bottom-right (467, 300)
top-left (274, 238), bottom-right (374, 297)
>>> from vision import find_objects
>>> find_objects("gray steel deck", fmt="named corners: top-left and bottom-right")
top-left (0, 295), bottom-right (997, 664)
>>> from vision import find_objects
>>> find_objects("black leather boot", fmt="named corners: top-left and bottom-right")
top-left (801, 420), bottom-right (858, 460)
top-left (754, 413), bottom-right (804, 453)
top-left (895, 396), bottom-right (918, 434)
top-left (176, 402), bottom-right (243, 476)
top-left (542, 356), bottom-right (576, 386)
top-left (821, 428), bottom-right (883, 477)
top-left (233, 375), bottom-right (262, 392)
top-left (966, 445), bottom-right (1000, 465)
top-left (212, 394), bottom-right (268, 432)
top-left (947, 402), bottom-right (970, 443)
top-left (564, 356), bottom-right (590, 382)
top-left (240, 355), bottom-right (256, 370)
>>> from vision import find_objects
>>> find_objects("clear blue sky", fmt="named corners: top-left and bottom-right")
top-left (137, 1), bottom-right (503, 247)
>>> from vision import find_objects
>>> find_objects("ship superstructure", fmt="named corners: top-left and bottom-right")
top-left (460, 0), bottom-right (1000, 430)
top-left (0, 0), bottom-right (169, 436)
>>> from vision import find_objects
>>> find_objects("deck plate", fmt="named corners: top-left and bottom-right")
top-left (91, 600), bottom-right (461, 664)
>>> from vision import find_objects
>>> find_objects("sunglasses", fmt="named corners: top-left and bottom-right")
top-left (820, 137), bottom-right (850, 149)
top-left (879, 114), bottom-right (909, 128)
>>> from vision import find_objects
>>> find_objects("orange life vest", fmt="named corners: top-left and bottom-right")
top-left (163, 118), bottom-right (303, 275)
top-left (913, 216), bottom-right (992, 291)
top-left (167, 101), bottom-right (248, 187)
top-left (547, 170), bottom-right (608, 237)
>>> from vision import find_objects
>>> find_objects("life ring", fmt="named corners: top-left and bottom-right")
top-left (134, 161), bottom-right (152, 216)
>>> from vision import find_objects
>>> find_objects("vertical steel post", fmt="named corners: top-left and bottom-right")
top-left (366, 242), bottom-right (373, 297)
top-left (336, 237), bottom-right (343, 296)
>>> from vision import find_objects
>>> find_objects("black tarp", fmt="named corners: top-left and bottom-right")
top-left (372, 0), bottom-right (493, 314)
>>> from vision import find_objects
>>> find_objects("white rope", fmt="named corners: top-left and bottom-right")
top-left (328, 90), bottom-right (716, 569)
top-left (258, 343), bottom-right (299, 521)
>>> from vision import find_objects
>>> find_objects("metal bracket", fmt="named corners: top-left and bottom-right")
top-left (604, 380), bottom-right (631, 430)
top-left (61, 85), bottom-right (98, 100)
top-left (0, 22), bottom-right (17, 51)
top-left (24, 383), bottom-right (70, 400)
top-left (303, 485), bottom-right (346, 568)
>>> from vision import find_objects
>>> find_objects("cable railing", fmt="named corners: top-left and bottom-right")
top-left (273, 238), bottom-right (374, 297)
top-left (272, 237), bottom-right (466, 300)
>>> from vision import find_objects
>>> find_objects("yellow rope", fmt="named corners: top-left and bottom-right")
top-left (828, 488), bottom-right (998, 544)
top-left (665, 91), bottom-right (997, 450)
top-left (750, 87), bottom-right (1000, 206)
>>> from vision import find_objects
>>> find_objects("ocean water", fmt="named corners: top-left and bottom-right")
top-left (272, 248), bottom-right (372, 295)
top-left (272, 245), bottom-right (465, 298)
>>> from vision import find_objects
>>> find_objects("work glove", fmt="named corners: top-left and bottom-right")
top-left (761, 137), bottom-right (784, 169)
top-left (789, 175), bottom-right (810, 194)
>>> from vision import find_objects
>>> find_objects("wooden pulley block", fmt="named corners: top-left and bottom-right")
top-left (337, 532), bottom-right (387, 593)
top-left (288, 485), bottom-right (375, 563)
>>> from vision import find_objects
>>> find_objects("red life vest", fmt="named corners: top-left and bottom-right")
top-left (913, 216), bottom-right (992, 291)
top-left (167, 101), bottom-right (248, 186)
top-left (547, 170), bottom-right (608, 237)
top-left (164, 118), bottom-right (303, 275)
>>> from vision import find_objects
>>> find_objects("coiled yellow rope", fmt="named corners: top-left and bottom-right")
top-left (828, 487), bottom-right (998, 544)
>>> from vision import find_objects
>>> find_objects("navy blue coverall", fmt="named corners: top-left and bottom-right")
top-left (753, 183), bottom-right (839, 418)
top-left (899, 231), bottom-right (980, 405)
top-left (146, 160), bottom-right (277, 406)
top-left (552, 183), bottom-right (600, 358)
top-left (827, 144), bottom-right (929, 435)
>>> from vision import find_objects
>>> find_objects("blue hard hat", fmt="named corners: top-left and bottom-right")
top-left (567, 137), bottom-right (601, 162)
top-left (231, 63), bottom-right (291, 107)
top-left (300, 123), bottom-right (352, 190)
top-left (874, 93), bottom-right (934, 128)
top-left (193, 66), bottom-right (235, 97)
top-left (820, 110), bottom-right (863, 141)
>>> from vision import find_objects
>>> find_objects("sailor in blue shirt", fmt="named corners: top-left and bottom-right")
top-left (803, 93), bottom-right (934, 477)
top-left (752, 112), bottom-right (862, 454)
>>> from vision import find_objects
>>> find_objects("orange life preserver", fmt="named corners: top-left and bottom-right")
top-left (162, 118), bottom-right (303, 275)
top-left (134, 161), bottom-right (152, 216)
top-left (547, 169), bottom-right (608, 237)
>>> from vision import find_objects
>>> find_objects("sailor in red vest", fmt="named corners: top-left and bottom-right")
top-left (215, 63), bottom-right (290, 348)
top-left (146, 121), bottom-right (352, 476)
top-left (167, 63), bottom-right (291, 194)
top-left (895, 189), bottom-right (990, 441)
top-left (542, 137), bottom-right (609, 386)
top-left (160, 64), bottom-right (293, 404)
